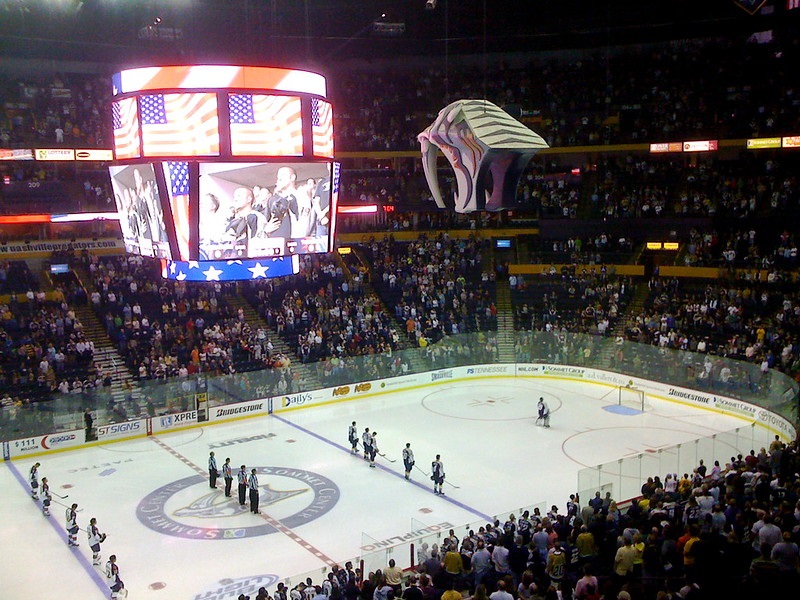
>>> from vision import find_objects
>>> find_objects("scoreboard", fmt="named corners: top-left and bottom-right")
top-left (109, 65), bottom-right (338, 281)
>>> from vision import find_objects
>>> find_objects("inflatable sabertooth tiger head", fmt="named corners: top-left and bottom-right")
top-left (418, 99), bottom-right (548, 213)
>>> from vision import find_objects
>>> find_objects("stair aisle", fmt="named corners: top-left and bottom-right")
top-left (347, 246), bottom-right (428, 374)
top-left (226, 292), bottom-right (323, 391)
top-left (68, 263), bottom-right (143, 413)
top-left (595, 279), bottom-right (650, 369)
top-left (495, 276), bottom-right (517, 363)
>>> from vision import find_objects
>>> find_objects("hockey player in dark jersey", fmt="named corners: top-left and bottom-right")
top-left (402, 443), bottom-right (415, 480)
top-left (361, 427), bottom-right (372, 461)
top-left (431, 455), bottom-right (445, 495)
top-left (29, 462), bottom-right (40, 500)
top-left (348, 421), bottom-right (358, 454)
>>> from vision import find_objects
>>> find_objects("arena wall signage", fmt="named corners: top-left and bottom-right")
top-left (4, 364), bottom-right (795, 458)
top-left (96, 419), bottom-right (146, 441)
top-left (4, 430), bottom-right (84, 455)
top-left (150, 410), bottom-right (198, 433)
top-left (208, 399), bottom-right (268, 421)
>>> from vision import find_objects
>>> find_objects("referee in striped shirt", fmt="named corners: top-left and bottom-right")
top-left (237, 465), bottom-right (248, 506)
top-left (248, 468), bottom-right (260, 514)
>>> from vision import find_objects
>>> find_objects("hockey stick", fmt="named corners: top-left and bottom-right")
top-left (378, 453), bottom-right (396, 463)
top-left (53, 492), bottom-right (69, 499)
top-left (414, 464), bottom-right (430, 477)
top-left (444, 479), bottom-right (460, 489)
top-left (51, 498), bottom-right (83, 511)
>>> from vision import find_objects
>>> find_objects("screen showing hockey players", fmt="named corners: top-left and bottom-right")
top-left (109, 164), bottom-right (172, 259)
top-left (197, 162), bottom-right (334, 260)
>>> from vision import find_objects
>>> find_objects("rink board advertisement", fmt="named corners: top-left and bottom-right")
top-left (3, 363), bottom-right (795, 458)
top-left (150, 410), bottom-right (198, 432)
top-left (208, 398), bottom-right (268, 422)
top-left (515, 363), bottom-right (796, 439)
top-left (5, 430), bottom-right (84, 456)
top-left (96, 419), bottom-right (146, 441)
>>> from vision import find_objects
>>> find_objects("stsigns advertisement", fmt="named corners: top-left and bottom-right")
top-left (96, 419), bottom-right (145, 441)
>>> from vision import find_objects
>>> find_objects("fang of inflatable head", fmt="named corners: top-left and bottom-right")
top-left (418, 99), bottom-right (548, 213)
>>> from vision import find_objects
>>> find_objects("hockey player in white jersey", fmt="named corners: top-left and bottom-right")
top-left (87, 517), bottom-right (107, 565)
top-left (106, 554), bottom-right (127, 598)
top-left (39, 476), bottom-right (51, 516)
top-left (65, 503), bottom-right (80, 547)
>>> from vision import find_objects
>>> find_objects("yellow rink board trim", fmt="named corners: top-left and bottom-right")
top-left (7, 366), bottom-right (791, 459)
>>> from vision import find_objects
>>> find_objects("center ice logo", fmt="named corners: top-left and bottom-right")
top-left (136, 466), bottom-right (340, 539)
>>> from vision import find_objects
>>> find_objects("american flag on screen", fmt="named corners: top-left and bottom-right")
top-left (228, 94), bottom-right (303, 156)
top-left (140, 93), bottom-right (220, 157)
top-left (112, 97), bottom-right (141, 159)
top-left (311, 98), bottom-right (334, 158)
top-left (165, 161), bottom-right (191, 260)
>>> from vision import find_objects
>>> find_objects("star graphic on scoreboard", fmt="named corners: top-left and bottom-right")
top-left (202, 265), bottom-right (223, 281)
top-left (248, 262), bottom-right (269, 279)
top-left (169, 262), bottom-right (177, 274)
top-left (176, 271), bottom-right (187, 281)
top-left (226, 260), bottom-right (243, 266)
top-left (188, 261), bottom-right (200, 269)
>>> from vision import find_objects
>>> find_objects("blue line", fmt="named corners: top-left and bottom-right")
top-left (271, 414), bottom-right (493, 522)
top-left (6, 460), bottom-right (110, 597)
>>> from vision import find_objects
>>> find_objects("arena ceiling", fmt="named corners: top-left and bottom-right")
top-left (0, 0), bottom-right (793, 70)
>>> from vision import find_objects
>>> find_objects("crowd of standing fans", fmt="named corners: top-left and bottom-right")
top-left (251, 437), bottom-right (798, 600)
top-left (331, 36), bottom-right (800, 151)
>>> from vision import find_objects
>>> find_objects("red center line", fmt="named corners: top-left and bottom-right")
top-left (150, 435), bottom-right (336, 566)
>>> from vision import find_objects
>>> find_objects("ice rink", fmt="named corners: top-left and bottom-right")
top-left (1, 378), bottom-right (753, 600)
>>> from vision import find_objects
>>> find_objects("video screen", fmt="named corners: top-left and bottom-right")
top-left (160, 256), bottom-right (300, 282)
top-left (198, 162), bottom-right (334, 260)
top-left (161, 161), bottom-right (191, 261)
top-left (112, 97), bottom-right (141, 160)
top-left (140, 92), bottom-right (220, 157)
top-left (311, 98), bottom-right (334, 158)
top-left (229, 94), bottom-right (303, 157)
top-left (109, 164), bottom-right (172, 259)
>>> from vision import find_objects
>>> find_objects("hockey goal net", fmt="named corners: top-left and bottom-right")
top-left (617, 384), bottom-right (646, 411)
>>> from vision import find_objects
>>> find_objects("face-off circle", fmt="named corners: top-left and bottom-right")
top-left (136, 467), bottom-right (339, 540)
top-left (421, 383), bottom-right (560, 421)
